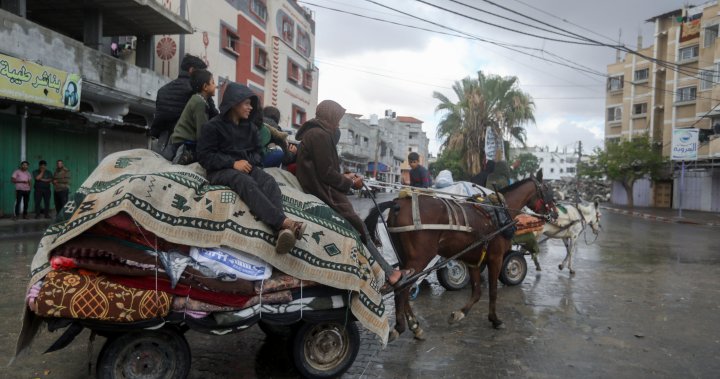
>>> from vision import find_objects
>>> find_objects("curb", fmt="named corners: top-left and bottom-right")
top-left (600, 206), bottom-right (720, 227)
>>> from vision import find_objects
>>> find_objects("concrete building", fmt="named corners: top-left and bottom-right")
top-left (337, 112), bottom-right (429, 184)
top-left (153, 0), bottom-right (318, 130)
top-left (510, 146), bottom-right (578, 181)
top-left (0, 0), bottom-right (191, 216)
top-left (605, 1), bottom-right (720, 211)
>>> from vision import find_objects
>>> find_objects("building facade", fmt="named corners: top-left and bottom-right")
top-left (153, 0), bottom-right (318, 130)
top-left (0, 0), bottom-right (191, 216)
top-left (605, 2), bottom-right (720, 211)
top-left (337, 112), bottom-right (430, 185)
top-left (510, 146), bottom-right (578, 181)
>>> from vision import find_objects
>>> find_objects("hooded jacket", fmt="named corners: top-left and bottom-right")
top-left (197, 83), bottom-right (262, 173)
top-left (150, 70), bottom-right (218, 137)
top-left (295, 100), bottom-right (352, 208)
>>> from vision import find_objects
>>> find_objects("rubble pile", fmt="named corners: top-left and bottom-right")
top-left (549, 177), bottom-right (610, 203)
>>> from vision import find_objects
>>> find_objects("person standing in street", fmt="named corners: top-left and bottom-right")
top-left (11, 161), bottom-right (32, 220)
top-left (53, 159), bottom-right (71, 214)
top-left (407, 152), bottom-right (432, 188)
top-left (32, 160), bottom-right (53, 219)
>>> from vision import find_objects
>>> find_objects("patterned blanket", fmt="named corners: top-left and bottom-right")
top-left (21, 149), bottom-right (388, 348)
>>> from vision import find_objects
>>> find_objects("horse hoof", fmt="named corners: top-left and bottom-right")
top-left (493, 321), bottom-right (505, 330)
top-left (413, 328), bottom-right (426, 341)
top-left (388, 329), bottom-right (400, 343)
top-left (448, 311), bottom-right (465, 324)
top-left (558, 264), bottom-right (564, 270)
top-left (536, 266), bottom-right (542, 271)
top-left (569, 269), bottom-right (576, 275)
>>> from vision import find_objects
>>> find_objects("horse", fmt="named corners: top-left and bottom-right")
top-left (364, 170), bottom-right (557, 341)
top-left (539, 200), bottom-right (601, 275)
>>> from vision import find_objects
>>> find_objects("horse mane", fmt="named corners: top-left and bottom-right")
top-left (498, 177), bottom-right (533, 193)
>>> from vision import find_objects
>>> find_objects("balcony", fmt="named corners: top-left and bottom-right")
top-left (338, 143), bottom-right (370, 160)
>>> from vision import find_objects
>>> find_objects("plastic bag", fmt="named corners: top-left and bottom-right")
top-left (190, 246), bottom-right (272, 281)
top-left (435, 169), bottom-right (454, 188)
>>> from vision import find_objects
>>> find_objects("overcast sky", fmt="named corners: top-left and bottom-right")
top-left (301, 0), bottom-right (685, 156)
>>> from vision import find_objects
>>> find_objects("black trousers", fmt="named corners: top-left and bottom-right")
top-left (15, 190), bottom-right (29, 216)
top-left (54, 189), bottom-right (69, 213)
top-left (34, 187), bottom-right (51, 216)
top-left (208, 168), bottom-right (286, 230)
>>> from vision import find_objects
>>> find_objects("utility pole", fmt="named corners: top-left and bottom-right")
top-left (575, 140), bottom-right (582, 201)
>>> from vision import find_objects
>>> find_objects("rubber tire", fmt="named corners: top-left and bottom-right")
top-left (499, 250), bottom-right (527, 286)
top-left (437, 259), bottom-right (470, 291)
top-left (258, 320), bottom-right (296, 340)
top-left (292, 320), bottom-right (360, 379)
top-left (96, 327), bottom-right (190, 379)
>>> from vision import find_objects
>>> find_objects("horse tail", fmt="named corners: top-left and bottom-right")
top-left (364, 200), bottom-right (398, 237)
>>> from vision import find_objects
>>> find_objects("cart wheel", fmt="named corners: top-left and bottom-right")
top-left (258, 320), bottom-right (296, 340)
top-left (500, 250), bottom-right (527, 286)
top-left (437, 259), bottom-right (470, 291)
top-left (292, 320), bottom-right (360, 379)
top-left (96, 327), bottom-right (190, 379)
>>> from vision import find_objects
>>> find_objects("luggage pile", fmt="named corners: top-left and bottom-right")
top-left (15, 149), bottom-right (390, 378)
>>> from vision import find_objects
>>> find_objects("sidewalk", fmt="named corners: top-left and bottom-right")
top-left (0, 216), bottom-right (52, 240)
top-left (600, 204), bottom-right (720, 227)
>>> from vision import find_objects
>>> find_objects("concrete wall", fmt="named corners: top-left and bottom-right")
top-left (0, 9), bottom-right (170, 117)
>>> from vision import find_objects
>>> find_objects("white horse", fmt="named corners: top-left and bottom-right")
top-left (540, 200), bottom-right (601, 275)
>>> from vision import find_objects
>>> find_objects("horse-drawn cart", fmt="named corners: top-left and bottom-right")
top-left (13, 150), bottom-right (390, 379)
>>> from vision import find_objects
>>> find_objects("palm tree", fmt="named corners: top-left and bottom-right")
top-left (433, 71), bottom-right (535, 175)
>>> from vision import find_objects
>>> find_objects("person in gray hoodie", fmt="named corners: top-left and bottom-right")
top-left (197, 82), bottom-right (305, 254)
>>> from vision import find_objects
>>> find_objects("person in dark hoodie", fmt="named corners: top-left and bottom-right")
top-left (197, 82), bottom-right (305, 254)
top-left (295, 100), bottom-right (414, 294)
top-left (151, 54), bottom-right (219, 156)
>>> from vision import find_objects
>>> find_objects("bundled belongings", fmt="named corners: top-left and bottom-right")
top-left (16, 149), bottom-right (392, 366)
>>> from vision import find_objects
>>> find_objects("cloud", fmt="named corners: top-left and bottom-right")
top-left (307, 0), bottom-right (684, 155)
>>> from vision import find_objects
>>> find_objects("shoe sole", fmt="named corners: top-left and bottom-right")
top-left (295, 222), bottom-right (307, 240)
top-left (276, 229), bottom-right (296, 254)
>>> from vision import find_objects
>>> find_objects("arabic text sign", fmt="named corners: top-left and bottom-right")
top-left (0, 53), bottom-right (81, 111)
top-left (671, 128), bottom-right (699, 161)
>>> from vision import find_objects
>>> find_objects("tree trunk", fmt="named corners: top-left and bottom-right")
top-left (623, 181), bottom-right (634, 208)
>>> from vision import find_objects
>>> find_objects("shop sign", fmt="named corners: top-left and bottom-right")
top-left (0, 53), bottom-right (81, 111)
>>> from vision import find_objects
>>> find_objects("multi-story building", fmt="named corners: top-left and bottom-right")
top-left (153, 0), bottom-right (318, 130)
top-left (0, 0), bottom-right (192, 215)
top-left (510, 146), bottom-right (578, 181)
top-left (337, 112), bottom-right (430, 184)
top-left (605, 2), bottom-right (720, 211)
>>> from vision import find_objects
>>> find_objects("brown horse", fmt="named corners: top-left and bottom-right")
top-left (365, 170), bottom-right (556, 341)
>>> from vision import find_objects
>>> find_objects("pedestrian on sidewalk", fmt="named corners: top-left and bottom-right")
top-left (53, 160), bottom-right (71, 214)
top-left (32, 160), bottom-right (53, 219)
top-left (10, 161), bottom-right (32, 220)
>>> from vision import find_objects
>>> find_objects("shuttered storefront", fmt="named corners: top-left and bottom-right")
top-left (0, 113), bottom-right (21, 216)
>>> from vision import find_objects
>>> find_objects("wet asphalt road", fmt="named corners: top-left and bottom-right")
top-left (0, 192), bottom-right (719, 378)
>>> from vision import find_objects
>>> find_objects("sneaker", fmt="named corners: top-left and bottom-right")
top-left (275, 229), bottom-right (296, 254)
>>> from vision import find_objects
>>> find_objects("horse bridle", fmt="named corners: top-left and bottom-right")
top-left (530, 176), bottom-right (558, 222)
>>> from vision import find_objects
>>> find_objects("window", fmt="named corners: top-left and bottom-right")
top-left (303, 70), bottom-right (313, 90)
top-left (607, 106), bottom-right (622, 122)
top-left (550, 158), bottom-right (555, 163)
top-left (221, 26), bottom-right (240, 56)
top-left (291, 105), bottom-right (306, 127)
top-left (700, 69), bottom-right (715, 90)
top-left (254, 46), bottom-right (268, 70)
top-left (566, 167), bottom-right (576, 174)
top-left (550, 168), bottom-right (555, 173)
top-left (633, 103), bottom-right (648, 115)
top-left (678, 45), bottom-right (699, 61)
top-left (250, 0), bottom-right (267, 22)
top-left (282, 17), bottom-right (294, 42)
top-left (287, 59), bottom-right (300, 82)
top-left (677, 86), bottom-right (697, 102)
top-left (296, 29), bottom-right (310, 56)
top-left (560, 168), bottom-right (564, 173)
top-left (607, 75), bottom-right (623, 92)
top-left (704, 25), bottom-right (718, 47)
top-left (560, 159), bottom-right (564, 163)
top-left (634, 68), bottom-right (649, 82)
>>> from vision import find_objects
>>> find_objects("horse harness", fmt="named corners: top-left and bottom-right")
top-left (385, 191), bottom-right (475, 233)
